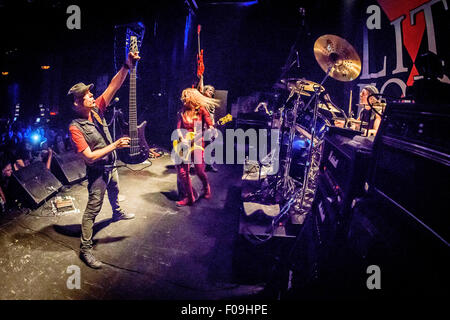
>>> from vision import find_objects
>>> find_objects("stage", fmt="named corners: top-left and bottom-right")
top-left (0, 155), bottom-right (268, 300)
top-left (0, 0), bottom-right (448, 302)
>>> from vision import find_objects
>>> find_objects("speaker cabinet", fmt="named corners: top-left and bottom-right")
top-left (51, 152), bottom-right (86, 185)
top-left (370, 102), bottom-right (450, 245)
top-left (11, 161), bottom-right (62, 208)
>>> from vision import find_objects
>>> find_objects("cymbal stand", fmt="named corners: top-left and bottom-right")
top-left (296, 67), bottom-right (332, 213)
top-left (275, 90), bottom-right (304, 200)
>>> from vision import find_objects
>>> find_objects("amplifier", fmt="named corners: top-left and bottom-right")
top-left (319, 132), bottom-right (373, 217)
top-left (302, 131), bottom-right (373, 267)
top-left (370, 102), bottom-right (450, 245)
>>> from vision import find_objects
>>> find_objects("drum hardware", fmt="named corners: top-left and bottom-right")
top-left (348, 89), bottom-right (353, 118)
top-left (318, 92), bottom-right (348, 124)
top-left (296, 35), bottom-right (362, 216)
top-left (243, 86), bottom-right (304, 204)
top-left (247, 35), bottom-right (362, 228)
top-left (279, 78), bottom-right (311, 96)
top-left (275, 90), bottom-right (305, 200)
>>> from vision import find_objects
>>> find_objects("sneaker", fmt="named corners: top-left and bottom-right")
top-left (80, 251), bottom-right (102, 269)
top-left (112, 212), bottom-right (135, 221)
top-left (210, 164), bottom-right (218, 172)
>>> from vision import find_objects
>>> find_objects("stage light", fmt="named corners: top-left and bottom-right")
top-left (31, 133), bottom-right (41, 143)
top-left (50, 112), bottom-right (57, 116)
top-left (238, 0), bottom-right (258, 6)
top-left (41, 65), bottom-right (51, 70)
top-left (36, 118), bottom-right (41, 123)
top-left (2, 71), bottom-right (8, 76)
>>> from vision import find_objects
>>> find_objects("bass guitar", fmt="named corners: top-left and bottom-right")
top-left (117, 34), bottom-right (150, 164)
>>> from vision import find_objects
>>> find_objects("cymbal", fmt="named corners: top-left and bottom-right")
top-left (295, 79), bottom-right (325, 93)
top-left (279, 78), bottom-right (311, 96)
top-left (317, 102), bottom-right (341, 113)
top-left (313, 34), bottom-right (361, 82)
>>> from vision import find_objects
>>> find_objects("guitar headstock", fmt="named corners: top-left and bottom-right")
top-left (129, 36), bottom-right (138, 54)
top-left (125, 34), bottom-right (140, 70)
top-left (218, 114), bottom-right (233, 126)
top-left (125, 27), bottom-right (143, 59)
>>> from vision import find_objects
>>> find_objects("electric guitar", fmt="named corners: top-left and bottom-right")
top-left (173, 114), bottom-right (232, 162)
top-left (197, 25), bottom-right (205, 79)
top-left (117, 34), bottom-right (150, 164)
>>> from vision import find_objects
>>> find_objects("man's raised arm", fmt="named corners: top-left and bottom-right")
top-left (101, 51), bottom-right (140, 107)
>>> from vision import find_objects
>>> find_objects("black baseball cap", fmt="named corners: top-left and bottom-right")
top-left (67, 82), bottom-right (94, 99)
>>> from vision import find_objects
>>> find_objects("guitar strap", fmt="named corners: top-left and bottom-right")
top-left (91, 109), bottom-right (104, 127)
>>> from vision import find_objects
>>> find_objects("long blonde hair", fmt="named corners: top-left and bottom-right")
top-left (180, 88), bottom-right (220, 111)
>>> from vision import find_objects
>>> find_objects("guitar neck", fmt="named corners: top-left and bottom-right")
top-left (129, 67), bottom-right (137, 134)
top-left (197, 25), bottom-right (201, 55)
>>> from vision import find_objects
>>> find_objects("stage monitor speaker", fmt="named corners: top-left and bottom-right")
top-left (11, 161), bottom-right (63, 208)
top-left (51, 152), bottom-right (86, 185)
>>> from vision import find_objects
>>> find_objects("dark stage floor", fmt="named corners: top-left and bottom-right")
top-left (0, 155), bottom-right (273, 300)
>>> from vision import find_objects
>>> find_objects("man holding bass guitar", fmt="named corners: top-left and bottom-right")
top-left (67, 51), bottom-right (140, 269)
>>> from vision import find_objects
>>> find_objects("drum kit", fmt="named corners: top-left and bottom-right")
top-left (267, 34), bottom-right (364, 222)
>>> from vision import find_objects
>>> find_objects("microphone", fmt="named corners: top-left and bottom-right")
top-left (109, 97), bottom-right (120, 106)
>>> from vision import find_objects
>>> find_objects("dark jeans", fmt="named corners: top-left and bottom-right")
top-left (80, 167), bottom-right (123, 253)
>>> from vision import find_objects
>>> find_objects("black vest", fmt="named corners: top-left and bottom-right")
top-left (70, 107), bottom-right (116, 167)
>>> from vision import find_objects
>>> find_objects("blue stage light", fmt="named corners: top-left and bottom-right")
top-left (31, 133), bottom-right (41, 143)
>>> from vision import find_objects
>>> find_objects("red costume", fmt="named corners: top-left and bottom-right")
top-left (176, 106), bottom-right (212, 205)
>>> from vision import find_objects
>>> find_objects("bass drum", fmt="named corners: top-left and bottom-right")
top-left (297, 111), bottom-right (328, 140)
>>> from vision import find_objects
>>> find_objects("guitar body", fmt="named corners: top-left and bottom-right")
top-left (173, 132), bottom-right (204, 162)
top-left (172, 114), bottom-right (233, 162)
top-left (117, 121), bottom-right (149, 164)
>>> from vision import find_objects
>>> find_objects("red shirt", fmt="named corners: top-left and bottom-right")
top-left (177, 106), bottom-right (213, 132)
top-left (69, 95), bottom-right (107, 153)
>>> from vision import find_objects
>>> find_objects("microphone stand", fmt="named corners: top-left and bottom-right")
top-left (106, 105), bottom-right (122, 141)
top-left (277, 8), bottom-right (307, 82)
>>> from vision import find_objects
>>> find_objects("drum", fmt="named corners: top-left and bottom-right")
top-left (281, 133), bottom-right (309, 181)
top-left (297, 111), bottom-right (328, 140)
